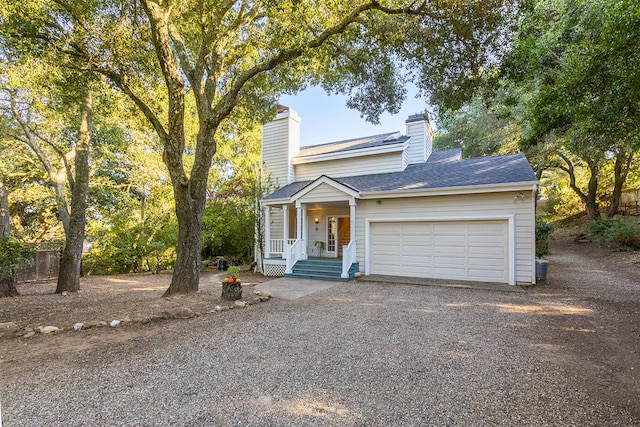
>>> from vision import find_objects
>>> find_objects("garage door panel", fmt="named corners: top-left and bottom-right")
top-left (402, 254), bottom-right (432, 264)
top-left (434, 235), bottom-right (466, 245)
top-left (402, 234), bottom-right (433, 244)
top-left (468, 258), bottom-right (505, 268)
top-left (403, 266), bottom-right (433, 276)
top-left (402, 245), bottom-right (433, 254)
top-left (370, 220), bottom-right (509, 283)
top-left (468, 235), bottom-right (505, 245)
top-left (468, 246), bottom-right (504, 257)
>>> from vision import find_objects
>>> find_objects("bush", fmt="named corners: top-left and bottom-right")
top-left (588, 217), bottom-right (639, 249)
top-left (535, 217), bottom-right (554, 258)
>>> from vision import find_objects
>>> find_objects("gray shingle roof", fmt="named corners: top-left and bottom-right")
top-left (426, 148), bottom-right (462, 163)
top-left (296, 132), bottom-right (408, 158)
top-left (263, 151), bottom-right (538, 200)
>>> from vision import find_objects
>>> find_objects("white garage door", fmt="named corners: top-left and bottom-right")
top-left (370, 220), bottom-right (509, 283)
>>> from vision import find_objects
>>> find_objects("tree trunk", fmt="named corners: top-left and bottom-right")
top-left (0, 276), bottom-right (19, 297)
top-left (0, 176), bottom-right (18, 297)
top-left (56, 91), bottom-right (92, 294)
top-left (606, 152), bottom-right (633, 218)
top-left (558, 152), bottom-right (601, 221)
top-left (0, 175), bottom-right (10, 238)
top-left (584, 159), bottom-right (601, 221)
top-left (162, 127), bottom-right (214, 296)
top-left (163, 182), bottom-right (206, 296)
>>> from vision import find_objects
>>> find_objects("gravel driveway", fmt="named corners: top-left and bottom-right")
top-left (2, 241), bottom-right (639, 426)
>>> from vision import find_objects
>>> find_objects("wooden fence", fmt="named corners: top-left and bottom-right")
top-left (16, 243), bottom-right (61, 282)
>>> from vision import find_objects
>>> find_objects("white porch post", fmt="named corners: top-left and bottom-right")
top-left (349, 198), bottom-right (356, 243)
top-left (282, 205), bottom-right (289, 259)
top-left (296, 201), bottom-right (302, 240)
top-left (301, 204), bottom-right (308, 259)
top-left (264, 206), bottom-right (271, 259)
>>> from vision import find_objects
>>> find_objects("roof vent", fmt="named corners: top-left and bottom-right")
top-left (383, 132), bottom-right (401, 142)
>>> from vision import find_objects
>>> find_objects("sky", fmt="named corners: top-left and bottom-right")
top-left (279, 85), bottom-right (434, 147)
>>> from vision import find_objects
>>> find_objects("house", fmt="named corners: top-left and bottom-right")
top-left (257, 106), bottom-right (539, 286)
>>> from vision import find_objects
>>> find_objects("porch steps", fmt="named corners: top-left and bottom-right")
top-left (285, 259), bottom-right (359, 282)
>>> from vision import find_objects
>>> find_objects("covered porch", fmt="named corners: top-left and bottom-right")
top-left (260, 176), bottom-right (360, 279)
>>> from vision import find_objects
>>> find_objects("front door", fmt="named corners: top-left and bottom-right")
top-left (327, 216), bottom-right (350, 257)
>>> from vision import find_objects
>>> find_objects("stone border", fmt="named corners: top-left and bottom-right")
top-left (0, 290), bottom-right (271, 340)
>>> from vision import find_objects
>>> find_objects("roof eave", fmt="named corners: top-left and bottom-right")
top-left (261, 197), bottom-right (291, 206)
top-left (292, 141), bottom-right (405, 165)
top-left (360, 181), bottom-right (540, 199)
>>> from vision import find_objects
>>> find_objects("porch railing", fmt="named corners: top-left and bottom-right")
top-left (285, 239), bottom-right (304, 274)
top-left (269, 239), bottom-right (297, 257)
top-left (341, 240), bottom-right (357, 278)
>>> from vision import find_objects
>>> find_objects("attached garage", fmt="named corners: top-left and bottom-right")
top-left (369, 219), bottom-right (510, 284)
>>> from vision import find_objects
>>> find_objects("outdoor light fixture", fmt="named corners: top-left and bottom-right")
top-left (314, 217), bottom-right (320, 224)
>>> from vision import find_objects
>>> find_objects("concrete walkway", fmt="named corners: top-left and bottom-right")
top-left (256, 277), bottom-right (340, 300)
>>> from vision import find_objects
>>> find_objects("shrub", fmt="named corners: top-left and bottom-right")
top-left (588, 217), bottom-right (639, 249)
top-left (535, 217), bottom-right (554, 258)
top-left (0, 237), bottom-right (33, 275)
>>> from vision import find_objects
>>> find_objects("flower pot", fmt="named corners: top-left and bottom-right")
top-left (221, 281), bottom-right (242, 301)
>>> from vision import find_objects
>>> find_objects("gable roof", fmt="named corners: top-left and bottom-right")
top-left (290, 175), bottom-right (360, 202)
top-left (263, 151), bottom-right (538, 201)
top-left (295, 132), bottom-right (409, 158)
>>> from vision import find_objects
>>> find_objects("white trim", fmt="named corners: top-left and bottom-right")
top-left (292, 141), bottom-right (405, 165)
top-left (291, 175), bottom-right (360, 202)
top-left (262, 198), bottom-right (290, 206)
top-left (531, 187), bottom-right (538, 285)
top-left (360, 182), bottom-right (539, 199)
top-left (325, 214), bottom-right (350, 257)
top-left (264, 206), bottom-right (271, 259)
top-left (365, 215), bottom-right (516, 285)
top-left (262, 182), bottom-right (539, 206)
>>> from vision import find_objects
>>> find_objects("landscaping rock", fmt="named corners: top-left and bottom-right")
top-left (0, 322), bottom-right (20, 338)
top-left (234, 301), bottom-right (247, 308)
top-left (74, 323), bottom-right (84, 331)
top-left (21, 329), bottom-right (35, 339)
top-left (171, 307), bottom-right (195, 319)
top-left (85, 321), bottom-right (108, 329)
top-left (109, 320), bottom-right (121, 327)
top-left (39, 326), bottom-right (60, 334)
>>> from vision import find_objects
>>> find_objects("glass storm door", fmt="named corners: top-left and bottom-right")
top-left (327, 216), bottom-right (337, 255)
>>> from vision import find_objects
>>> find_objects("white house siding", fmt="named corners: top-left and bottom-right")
top-left (405, 118), bottom-right (433, 165)
top-left (297, 183), bottom-right (352, 204)
top-left (262, 110), bottom-right (300, 188)
top-left (267, 208), bottom-right (284, 241)
top-left (356, 191), bottom-right (535, 284)
top-left (294, 152), bottom-right (403, 180)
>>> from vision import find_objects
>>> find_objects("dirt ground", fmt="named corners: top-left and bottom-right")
top-left (0, 267), bottom-right (274, 334)
top-left (1, 235), bottom-right (640, 420)
top-left (525, 236), bottom-right (640, 418)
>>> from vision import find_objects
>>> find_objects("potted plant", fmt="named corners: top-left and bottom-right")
top-left (221, 265), bottom-right (242, 300)
top-left (314, 240), bottom-right (325, 257)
